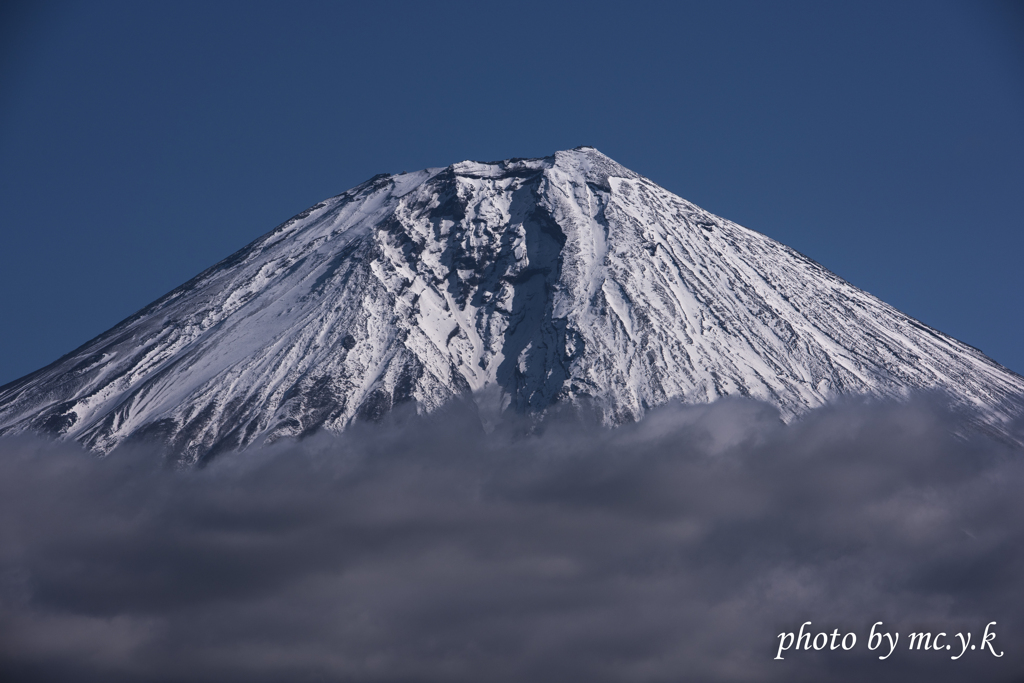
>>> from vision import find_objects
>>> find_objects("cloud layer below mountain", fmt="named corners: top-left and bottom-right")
top-left (1, 396), bottom-right (1022, 682)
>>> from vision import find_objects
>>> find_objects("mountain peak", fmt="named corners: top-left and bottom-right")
top-left (1, 150), bottom-right (1021, 462)
top-left (446, 146), bottom-right (630, 182)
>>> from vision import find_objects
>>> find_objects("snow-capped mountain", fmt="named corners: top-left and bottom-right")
top-left (1, 147), bottom-right (1021, 462)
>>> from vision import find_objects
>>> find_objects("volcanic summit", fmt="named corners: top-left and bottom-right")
top-left (1, 147), bottom-right (1021, 462)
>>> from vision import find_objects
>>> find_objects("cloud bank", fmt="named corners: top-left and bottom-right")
top-left (1, 396), bottom-right (1022, 682)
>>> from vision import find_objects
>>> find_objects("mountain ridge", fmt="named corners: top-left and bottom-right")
top-left (2, 147), bottom-right (1021, 462)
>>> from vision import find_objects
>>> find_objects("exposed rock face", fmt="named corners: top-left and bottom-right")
top-left (1, 147), bottom-right (1021, 462)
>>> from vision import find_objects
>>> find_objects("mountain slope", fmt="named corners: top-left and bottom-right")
top-left (1, 147), bottom-right (1021, 462)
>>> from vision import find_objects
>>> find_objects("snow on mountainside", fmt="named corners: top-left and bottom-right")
top-left (1, 147), bottom-right (1022, 463)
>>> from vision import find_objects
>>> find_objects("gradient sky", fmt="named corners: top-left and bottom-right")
top-left (1, 0), bottom-right (1022, 386)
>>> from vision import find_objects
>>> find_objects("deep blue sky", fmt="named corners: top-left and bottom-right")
top-left (1, 0), bottom-right (1022, 385)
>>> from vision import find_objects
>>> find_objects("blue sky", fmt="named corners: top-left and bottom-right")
top-left (1, 0), bottom-right (1022, 384)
